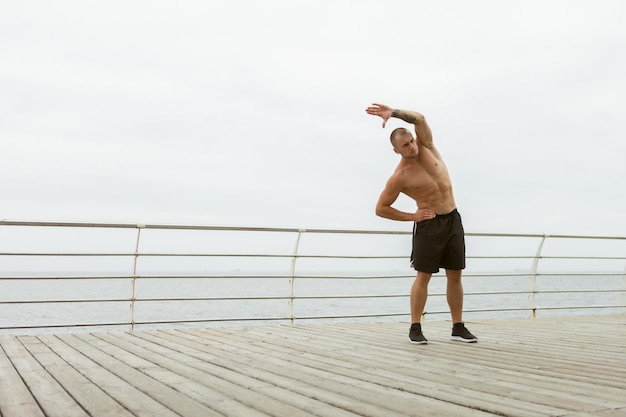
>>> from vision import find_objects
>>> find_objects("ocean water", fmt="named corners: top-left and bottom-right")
top-left (1, 271), bottom-right (624, 335)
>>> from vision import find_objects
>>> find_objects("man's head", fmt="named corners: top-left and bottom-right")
top-left (389, 127), bottom-right (412, 147)
top-left (390, 127), bottom-right (419, 158)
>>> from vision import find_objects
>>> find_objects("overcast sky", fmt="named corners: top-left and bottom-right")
top-left (2, 0), bottom-right (625, 236)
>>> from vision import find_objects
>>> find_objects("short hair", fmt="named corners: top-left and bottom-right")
top-left (390, 127), bottom-right (412, 146)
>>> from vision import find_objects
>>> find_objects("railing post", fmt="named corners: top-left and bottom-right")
top-left (129, 224), bottom-right (145, 331)
top-left (288, 229), bottom-right (304, 325)
top-left (622, 261), bottom-right (626, 315)
top-left (529, 235), bottom-right (546, 318)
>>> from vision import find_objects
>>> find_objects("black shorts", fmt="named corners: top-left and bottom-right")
top-left (411, 209), bottom-right (466, 273)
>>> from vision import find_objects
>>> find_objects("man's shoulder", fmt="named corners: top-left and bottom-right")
top-left (392, 163), bottom-right (410, 178)
top-left (395, 158), bottom-right (424, 174)
top-left (419, 142), bottom-right (444, 161)
top-left (390, 162), bottom-right (418, 185)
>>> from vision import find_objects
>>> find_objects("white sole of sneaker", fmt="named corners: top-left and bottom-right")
top-left (409, 339), bottom-right (428, 345)
top-left (450, 336), bottom-right (477, 343)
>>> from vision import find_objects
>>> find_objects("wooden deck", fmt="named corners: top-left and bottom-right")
top-left (1, 315), bottom-right (625, 417)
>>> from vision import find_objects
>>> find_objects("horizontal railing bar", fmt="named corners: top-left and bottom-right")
top-left (3, 288), bottom-right (623, 307)
top-left (0, 299), bottom-right (130, 305)
top-left (2, 250), bottom-right (624, 262)
top-left (1, 272), bottom-right (623, 281)
top-left (0, 275), bottom-right (135, 280)
top-left (134, 254), bottom-right (411, 259)
top-left (424, 304), bottom-right (625, 315)
top-left (132, 274), bottom-right (415, 280)
top-left (0, 220), bottom-right (302, 233)
top-left (532, 289), bottom-right (625, 294)
top-left (468, 255), bottom-right (626, 260)
top-left (134, 294), bottom-right (410, 302)
top-left (0, 317), bottom-right (292, 331)
top-left (0, 220), bottom-right (407, 235)
top-left (0, 275), bottom-right (409, 281)
top-left (2, 253), bottom-right (625, 266)
top-left (0, 252), bottom-right (406, 258)
top-left (2, 249), bottom-right (625, 260)
top-left (531, 256), bottom-right (626, 260)
top-left (131, 317), bottom-right (289, 326)
top-left (2, 303), bottom-right (623, 331)
top-left (14, 303), bottom-right (623, 329)
top-left (0, 221), bottom-right (143, 229)
top-left (132, 254), bottom-right (409, 259)
top-left (438, 305), bottom-right (624, 315)
top-left (528, 305), bottom-right (625, 310)
top-left (524, 272), bottom-right (626, 277)
top-left (3, 220), bottom-right (626, 240)
top-left (0, 295), bottom-right (408, 307)
top-left (464, 272), bottom-right (625, 277)
top-left (464, 289), bottom-right (625, 296)
top-left (468, 232), bottom-right (626, 240)
top-left (292, 312), bottom-right (409, 320)
top-left (0, 316), bottom-right (300, 331)
top-left (454, 307), bottom-right (534, 314)
top-left (0, 253), bottom-right (136, 257)
top-left (139, 225), bottom-right (411, 235)
top-left (0, 321), bottom-right (132, 331)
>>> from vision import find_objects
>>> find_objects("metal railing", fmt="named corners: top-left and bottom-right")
top-left (1, 220), bottom-right (625, 334)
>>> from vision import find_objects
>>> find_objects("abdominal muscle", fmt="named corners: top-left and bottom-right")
top-left (402, 168), bottom-right (457, 215)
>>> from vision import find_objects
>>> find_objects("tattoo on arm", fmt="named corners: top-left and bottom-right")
top-left (392, 109), bottom-right (419, 124)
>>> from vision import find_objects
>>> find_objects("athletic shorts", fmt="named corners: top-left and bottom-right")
top-left (410, 209), bottom-right (466, 273)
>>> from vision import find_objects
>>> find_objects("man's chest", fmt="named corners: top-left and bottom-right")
top-left (403, 160), bottom-right (448, 191)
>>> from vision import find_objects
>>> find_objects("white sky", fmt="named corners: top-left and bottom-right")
top-left (2, 0), bottom-right (625, 236)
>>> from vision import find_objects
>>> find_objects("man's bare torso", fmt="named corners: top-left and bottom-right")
top-left (394, 146), bottom-right (457, 215)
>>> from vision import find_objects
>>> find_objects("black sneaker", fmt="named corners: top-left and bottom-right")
top-left (451, 322), bottom-right (477, 343)
top-left (409, 324), bottom-right (428, 345)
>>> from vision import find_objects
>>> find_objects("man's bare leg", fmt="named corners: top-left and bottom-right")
top-left (408, 271), bottom-right (432, 344)
top-left (445, 268), bottom-right (477, 342)
top-left (445, 269), bottom-right (464, 323)
top-left (411, 271), bottom-right (432, 323)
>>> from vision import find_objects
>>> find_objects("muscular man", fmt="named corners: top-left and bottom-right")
top-left (366, 103), bottom-right (477, 344)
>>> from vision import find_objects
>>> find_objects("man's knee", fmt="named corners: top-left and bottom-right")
top-left (445, 269), bottom-right (462, 282)
top-left (415, 271), bottom-right (432, 286)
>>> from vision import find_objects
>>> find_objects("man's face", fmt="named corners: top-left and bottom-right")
top-left (393, 133), bottom-right (419, 158)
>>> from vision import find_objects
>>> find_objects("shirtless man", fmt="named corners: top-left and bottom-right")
top-left (366, 103), bottom-right (477, 344)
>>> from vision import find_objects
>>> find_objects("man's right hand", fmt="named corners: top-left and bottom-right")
top-left (366, 103), bottom-right (393, 128)
top-left (415, 208), bottom-right (436, 222)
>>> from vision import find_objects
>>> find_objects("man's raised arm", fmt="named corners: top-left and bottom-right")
top-left (366, 103), bottom-right (433, 147)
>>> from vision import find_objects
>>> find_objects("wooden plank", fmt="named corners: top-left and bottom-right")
top-left (175, 327), bottom-right (510, 417)
top-left (35, 334), bottom-right (180, 417)
top-left (1, 336), bottom-right (89, 417)
top-left (59, 333), bottom-right (222, 417)
top-left (135, 329), bottom-right (495, 417)
top-left (320, 318), bottom-right (624, 403)
top-left (0, 337), bottom-right (46, 417)
top-left (19, 335), bottom-right (136, 417)
top-left (123, 330), bottom-right (381, 417)
top-left (340, 320), bottom-right (626, 379)
top-left (328, 320), bottom-right (626, 391)
top-left (402, 321), bottom-right (626, 391)
top-left (93, 331), bottom-right (313, 417)
top-left (200, 319), bottom-right (625, 415)
top-left (178, 326), bottom-right (567, 417)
